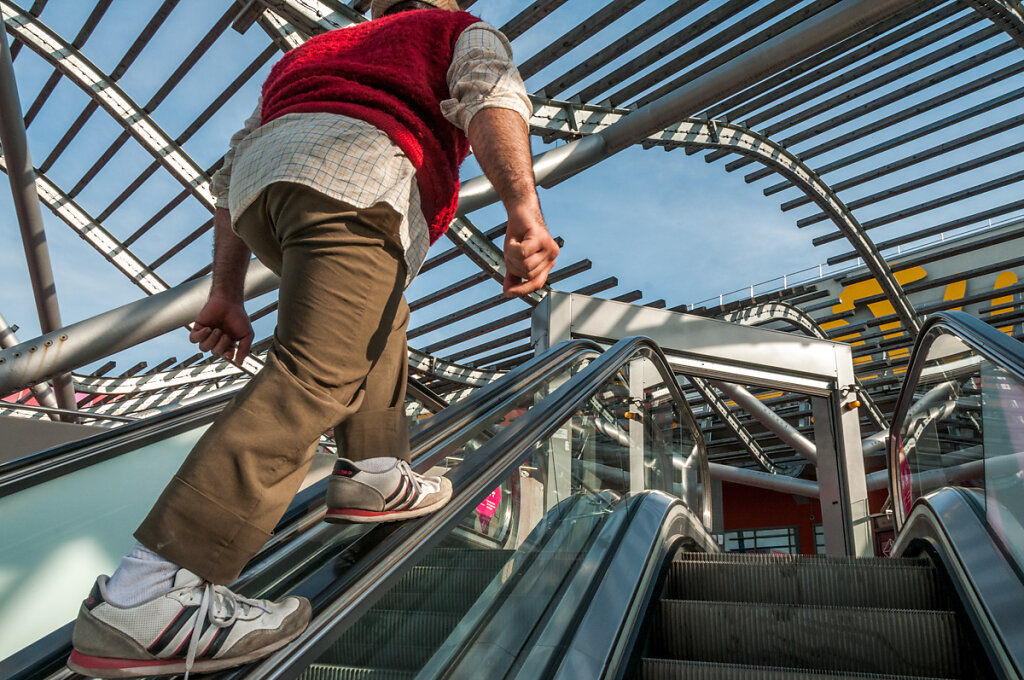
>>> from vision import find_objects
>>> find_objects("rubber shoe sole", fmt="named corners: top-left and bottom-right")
top-left (66, 628), bottom-right (301, 679)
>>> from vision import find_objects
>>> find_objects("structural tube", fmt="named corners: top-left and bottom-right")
top-left (710, 461), bottom-right (820, 498)
top-left (0, 26), bottom-right (77, 416)
top-left (710, 379), bottom-right (818, 465)
top-left (0, 261), bottom-right (279, 396)
top-left (0, 311), bottom-right (59, 419)
top-left (458, 0), bottom-right (920, 214)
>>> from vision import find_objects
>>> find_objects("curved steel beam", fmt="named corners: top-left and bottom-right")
top-left (529, 96), bottom-right (921, 338)
top-left (1, 1), bottom-right (216, 208)
top-left (72, 361), bottom-right (243, 395)
top-left (722, 300), bottom-right (829, 339)
top-left (720, 300), bottom-right (889, 431)
top-left (73, 343), bottom-right (502, 397)
top-left (968, 0), bottom-right (1024, 49)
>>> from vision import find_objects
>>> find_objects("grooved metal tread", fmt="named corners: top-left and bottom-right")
top-left (418, 548), bottom-right (515, 569)
top-left (639, 658), bottom-right (955, 680)
top-left (674, 553), bottom-right (930, 569)
top-left (299, 665), bottom-right (415, 680)
top-left (651, 599), bottom-right (960, 677)
top-left (667, 559), bottom-right (943, 610)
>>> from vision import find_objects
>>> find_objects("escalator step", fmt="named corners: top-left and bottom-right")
top-left (313, 643), bottom-right (442, 671)
top-left (418, 548), bottom-right (515, 570)
top-left (300, 664), bottom-right (415, 680)
top-left (377, 565), bottom-right (500, 612)
top-left (651, 600), bottom-right (960, 678)
top-left (667, 559), bottom-right (942, 610)
top-left (317, 610), bottom-right (461, 669)
top-left (638, 658), bottom-right (954, 680)
top-left (674, 553), bottom-right (929, 569)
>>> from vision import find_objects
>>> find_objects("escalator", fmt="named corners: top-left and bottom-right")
top-left (3, 313), bottom-right (1022, 680)
top-left (635, 552), bottom-right (988, 678)
top-left (546, 312), bottom-right (1024, 680)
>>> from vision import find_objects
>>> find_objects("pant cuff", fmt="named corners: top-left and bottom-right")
top-left (135, 476), bottom-right (272, 584)
top-left (338, 406), bottom-right (410, 462)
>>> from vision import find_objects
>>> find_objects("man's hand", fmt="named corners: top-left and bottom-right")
top-left (466, 108), bottom-right (559, 297)
top-left (503, 202), bottom-right (559, 297)
top-left (190, 295), bottom-right (254, 366)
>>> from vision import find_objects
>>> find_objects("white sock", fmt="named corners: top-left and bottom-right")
top-left (352, 456), bottom-right (400, 473)
top-left (105, 542), bottom-right (180, 607)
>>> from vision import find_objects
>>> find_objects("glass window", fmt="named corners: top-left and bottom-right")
top-left (724, 526), bottom-right (800, 554)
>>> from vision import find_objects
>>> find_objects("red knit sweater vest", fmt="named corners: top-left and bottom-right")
top-left (260, 10), bottom-right (481, 244)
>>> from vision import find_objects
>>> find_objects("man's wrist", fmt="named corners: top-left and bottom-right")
top-left (208, 287), bottom-right (245, 305)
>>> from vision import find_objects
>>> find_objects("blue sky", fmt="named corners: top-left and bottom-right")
top-left (1, 0), bottom-right (1022, 373)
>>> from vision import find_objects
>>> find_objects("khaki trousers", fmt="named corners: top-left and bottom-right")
top-left (136, 182), bottom-right (411, 584)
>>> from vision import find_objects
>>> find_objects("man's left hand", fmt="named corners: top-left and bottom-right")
top-left (503, 202), bottom-right (559, 297)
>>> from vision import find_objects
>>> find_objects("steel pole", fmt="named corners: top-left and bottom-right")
top-left (709, 461), bottom-right (820, 498)
top-left (0, 310), bottom-right (60, 419)
top-left (710, 379), bottom-right (818, 465)
top-left (0, 25), bottom-right (77, 417)
top-left (0, 260), bottom-right (279, 396)
top-left (458, 0), bottom-right (919, 213)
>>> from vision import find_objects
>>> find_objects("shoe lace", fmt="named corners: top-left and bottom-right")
top-left (399, 460), bottom-right (441, 495)
top-left (183, 582), bottom-right (271, 680)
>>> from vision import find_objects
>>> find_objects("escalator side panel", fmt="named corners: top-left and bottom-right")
top-left (0, 426), bottom-right (204, 660)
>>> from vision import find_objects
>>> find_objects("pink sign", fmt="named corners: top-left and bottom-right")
top-left (476, 487), bottom-right (502, 532)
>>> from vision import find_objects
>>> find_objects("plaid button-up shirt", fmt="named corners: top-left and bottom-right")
top-left (210, 21), bottom-right (531, 284)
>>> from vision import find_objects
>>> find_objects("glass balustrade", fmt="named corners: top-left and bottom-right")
top-left (894, 319), bottom-right (1024, 570)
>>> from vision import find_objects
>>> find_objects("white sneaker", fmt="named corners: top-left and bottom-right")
top-left (325, 458), bottom-right (452, 523)
top-left (67, 569), bottom-right (310, 678)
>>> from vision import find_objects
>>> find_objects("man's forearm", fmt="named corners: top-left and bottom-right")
top-left (466, 108), bottom-right (539, 212)
top-left (467, 107), bottom-right (559, 297)
top-left (210, 208), bottom-right (251, 302)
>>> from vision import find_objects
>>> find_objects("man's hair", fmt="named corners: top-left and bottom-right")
top-left (381, 1), bottom-right (437, 17)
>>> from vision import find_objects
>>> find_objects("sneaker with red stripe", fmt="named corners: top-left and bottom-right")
top-left (324, 458), bottom-right (452, 523)
top-left (67, 570), bottom-right (310, 678)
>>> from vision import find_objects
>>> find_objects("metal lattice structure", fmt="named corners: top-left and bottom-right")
top-left (1, 0), bottom-right (1023, 472)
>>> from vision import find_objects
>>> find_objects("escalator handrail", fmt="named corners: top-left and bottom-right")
top-left (543, 492), bottom-right (717, 680)
top-left (0, 389), bottom-right (237, 499)
top-left (407, 338), bottom-right (602, 453)
top-left (888, 311), bottom-right (1024, 529)
top-left (241, 335), bottom-right (711, 680)
top-left (892, 487), bottom-right (1024, 680)
top-left (0, 339), bottom-right (598, 500)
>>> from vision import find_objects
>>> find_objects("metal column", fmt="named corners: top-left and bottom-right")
top-left (711, 379), bottom-right (818, 465)
top-left (812, 344), bottom-right (872, 557)
top-left (0, 311), bottom-right (59, 420)
top-left (628, 357), bottom-right (646, 494)
top-left (0, 26), bottom-right (77, 417)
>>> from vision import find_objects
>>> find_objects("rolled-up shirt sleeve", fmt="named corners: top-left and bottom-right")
top-left (210, 99), bottom-right (263, 209)
top-left (442, 22), bottom-right (532, 132)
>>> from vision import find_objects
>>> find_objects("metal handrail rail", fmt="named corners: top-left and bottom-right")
top-left (408, 338), bottom-right (602, 454)
top-left (242, 335), bottom-right (710, 680)
top-left (893, 488), bottom-right (1024, 679)
top-left (0, 339), bottom-right (598, 500)
top-left (0, 401), bottom-right (136, 423)
top-left (889, 311), bottom-right (1024, 529)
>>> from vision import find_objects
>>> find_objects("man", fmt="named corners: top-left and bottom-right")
top-left (66, 0), bottom-right (558, 677)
